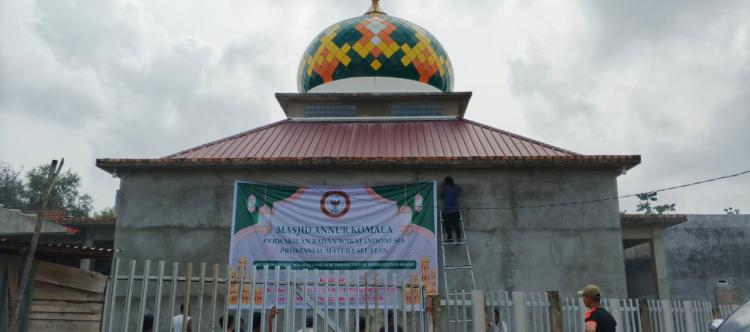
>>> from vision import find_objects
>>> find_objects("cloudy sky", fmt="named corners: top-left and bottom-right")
top-left (1, 0), bottom-right (748, 214)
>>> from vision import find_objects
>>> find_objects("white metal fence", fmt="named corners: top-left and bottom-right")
top-left (101, 259), bottom-right (735, 332)
top-left (102, 259), bottom-right (429, 332)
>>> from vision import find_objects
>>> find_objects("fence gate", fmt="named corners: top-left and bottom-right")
top-left (102, 259), bottom-right (428, 332)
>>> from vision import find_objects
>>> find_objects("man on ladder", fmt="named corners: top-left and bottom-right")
top-left (441, 176), bottom-right (462, 242)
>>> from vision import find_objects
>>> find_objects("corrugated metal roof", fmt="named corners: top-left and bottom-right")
top-left (165, 119), bottom-right (579, 160)
top-left (0, 238), bottom-right (115, 259)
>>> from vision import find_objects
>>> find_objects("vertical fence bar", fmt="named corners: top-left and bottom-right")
top-left (661, 300), bottom-right (675, 332)
top-left (286, 267), bottom-right (295, 332)
top-left (153, 261), bottom-right (165, 332)
top-left (419, 275), bottom-right (426, 332)
top-left (183, 263), bottom-right (193, 332)
top-left (303, 269), bottom-right (309, 332)
top-left (461, 290), bottom-right (468, 332)
top-left (414, 282), bottom-right (421, 332)
top-left (313, 269), bottom-right (319, 332)
top-left (324, 270), bottom-right (330, 332)
top-left (384, 273), bottom-right (389, 332)
top-left (122, 260), bottom-right (136, 332)
top-left (390, 273), bottom-right (401, 332)
top-left (210, 264), bottom-right (219, 332)
top-left (236, 266), bottom-right (245, 331)
top-left (610, 298), bottom-right (622, 332)
top-left (355, 271), bottom-right (361, 332)
top-left (106, 258), bottom-right (120, 332)
top-left (346, 270), bottom-right (352, 332)
top-left (273, 266), bottom-right (280, 332)
top-left (169, 262), bottom-right (179, 329)
top-left (401, 278), bottom-right (408, 332)
top-left (512, 292), bottom-right (527, 332)
top-left (338, 270), bottom-right (342, 332)
top-left (260, 265), bottom-right (269, 332)
top-left (450, 288), bottom-right (452, 332)
top-left (136, 260), bottom-right (151, 332)
top-left (454, 291), bottom-right (460, 332)
top-left (365, 272), bottom-right (370, 332)
top-left (247, 265), bottom-right (257, 332)
top-left (471, 291), bottom-right (485, 332)
top-left (684, 301), bottom-right (696, 332)
top-left (197, 263), bottom-right (206, 332)
top-left (375, 272), bottom-right (380, 332)
top-left (223, 265), bottom-right (232, 332)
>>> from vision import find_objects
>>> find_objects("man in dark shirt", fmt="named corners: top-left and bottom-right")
top-left (579, 284), bottom-right (617, 332)
top-left (441, 176), bottom-right (462, 242)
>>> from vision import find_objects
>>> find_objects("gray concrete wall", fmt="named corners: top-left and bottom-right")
top-left (0, 207), bottom-right (68, 235)
top-left (113, 167), bottom-right (626, 297)
top-left (664, 214), bottom-right (750, 301)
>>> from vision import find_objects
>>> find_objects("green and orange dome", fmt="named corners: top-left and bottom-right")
top-left (297, 2), bottom-right (454, 92)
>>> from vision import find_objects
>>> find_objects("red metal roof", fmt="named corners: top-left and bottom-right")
top-left (165, 119), bottom-right (578, 160)
top-left (97, 119), bottom-right (640, 170)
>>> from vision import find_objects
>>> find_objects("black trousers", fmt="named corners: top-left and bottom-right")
top-left (442, 212), bottom-right (461, 240)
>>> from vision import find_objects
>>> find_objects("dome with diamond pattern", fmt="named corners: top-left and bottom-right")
top-left (297, 1), bottom-right (454, 93)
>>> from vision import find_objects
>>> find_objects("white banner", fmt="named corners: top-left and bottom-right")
top-left (228, 181), bottom-right (439, 307)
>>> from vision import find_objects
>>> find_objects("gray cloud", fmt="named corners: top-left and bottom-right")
top-left (0, 0), bottom-right (748, 213)
top-left (506, 1), bottom-right (750, 213)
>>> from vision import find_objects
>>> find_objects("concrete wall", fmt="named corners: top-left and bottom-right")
top-left (0, 207), bottom-right (68, 235)
top-left (664, 214), bottom-right (750, 301)
top-left (113, 167), bottom-right (627, 297)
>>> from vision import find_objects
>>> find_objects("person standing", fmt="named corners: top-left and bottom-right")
top-left (171, 304), bottom-right (192, 332)
top-left (296, 316), bottom-right (314, 332)
top-left (579, 284), bottom-right (616, 332)
top-left (487, 309), bottom-right (509, 332)
top-left (441, 176), bottom-right (462, 242)
top-left (143, 314), bottom-right (154, 332)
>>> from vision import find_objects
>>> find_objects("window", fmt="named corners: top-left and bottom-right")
top-left (304, 105), bottom-right (357, 117)
top-left (389, 103), bottom-right (442, 116)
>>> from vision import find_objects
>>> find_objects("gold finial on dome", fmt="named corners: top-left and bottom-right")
top-left (366, 0), bottom-right (386, 14)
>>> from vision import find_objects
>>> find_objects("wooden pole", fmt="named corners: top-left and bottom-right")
top-left (430, 295), bottom-right (442, 332)
top-left (638, 299), bottom-right (653, 332)
top-left (471, 290), bottom-right (486, 332)
top-left (10, 159), bottom-right (64, 332)
top-left (546, 291), bottom-right (563, 332)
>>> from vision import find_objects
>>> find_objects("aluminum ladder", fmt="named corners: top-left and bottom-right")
top-left (439, 210), bottom-right (477, 330)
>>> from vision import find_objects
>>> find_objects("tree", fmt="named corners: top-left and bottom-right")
top-left (95, 207), bottom-right (116, 218)
top-left (11, 159), bottom-right (64, 332)
top-left (724, 207), bottom-right (740, 215)
top-left (0, 163), bottom-right (24, 208)
top-left (636, 192), bottom-right (676, 214)
top-left (0, 161), bottom-right (94, 217)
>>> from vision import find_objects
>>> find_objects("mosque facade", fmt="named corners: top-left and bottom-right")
top-left (97, 2), bottom-right (640, 297)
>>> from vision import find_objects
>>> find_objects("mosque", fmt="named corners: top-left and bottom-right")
top-left (97, 1), bottom-right (641, 297)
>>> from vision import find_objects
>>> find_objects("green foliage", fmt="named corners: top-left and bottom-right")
top-left (95, 207), bottom-right (116, 218)
top-left (0, 163), bottom-right (24, 208)
top-left (636, 191), bottom-right (676, 214)
top-left (724, 207), bottom-right (741, 215)
top-left (0, 161), bottom-right (93, 217)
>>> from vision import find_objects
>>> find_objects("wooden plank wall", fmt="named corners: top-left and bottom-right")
top-left (6, 258), bottom-right (107, 332)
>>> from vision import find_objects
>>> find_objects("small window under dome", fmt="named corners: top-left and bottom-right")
top-left (304, 105), bottom-right (357, 117)
top-left (389, 103), bottom-right (442, 116)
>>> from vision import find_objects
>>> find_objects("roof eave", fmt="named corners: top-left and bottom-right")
top-left (97, 155), bottom-right (640, 173)
top-left (620, 213), bottom-right (688, 228)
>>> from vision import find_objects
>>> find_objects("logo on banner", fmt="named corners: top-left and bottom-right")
top-left (320, 191), bottom-right (351, 218)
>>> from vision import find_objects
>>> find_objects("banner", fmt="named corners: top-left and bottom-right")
top-left (228, 181), bottom-right (439, 306)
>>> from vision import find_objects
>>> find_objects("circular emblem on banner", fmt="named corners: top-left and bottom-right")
top-left (320, 191), bottom-right (351, 218)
